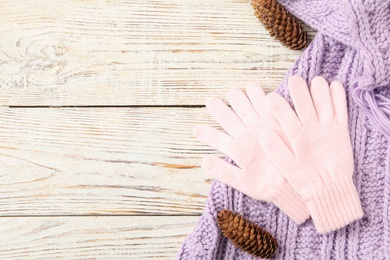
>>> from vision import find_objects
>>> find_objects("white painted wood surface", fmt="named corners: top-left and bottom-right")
top-left (0, 216), bottom-right (198, 259)
top-left (0, 107), bottom-right (213, 216)
top-left (0, 0), bottom-right (312, 258)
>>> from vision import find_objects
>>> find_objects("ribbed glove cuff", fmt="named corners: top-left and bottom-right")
top-left (272, 184), bottom-right (310, 225)
top-left (306, 178), bottom-right (363, 234)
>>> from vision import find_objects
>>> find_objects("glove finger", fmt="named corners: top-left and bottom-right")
top-left (266, 93), bottom-right (302, 141)
top-left (330, 80), bottom-right (348, 122)
top-left (311, 76), bottom-right (334, 122)
top-left (260, 130), bottom-right (296, 179)
top-left (289, 75), bottom-right (318, 123)
top-left (206, 97), bottom-right (246, 138)
top-left (247, 83), bottom-right (285, 134)
top-left (246, 82), bottom-right (268, 122)
top-left (194, 125), bottom-right (242, 160)
top-left (227, 88), bottom-right (260, 128)
top-left (201, 155), bottom-right (252, 196)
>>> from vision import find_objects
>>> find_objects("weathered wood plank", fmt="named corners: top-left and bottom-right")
top-left (0, 216), bottom-right (196, 259)
top-left (0, 0), bottom-right (314, 106)
top-left (0, 107), bottom-right (222, 216)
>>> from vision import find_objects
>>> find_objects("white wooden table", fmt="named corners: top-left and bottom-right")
top-left (0, 1), bottom-right (313, 258)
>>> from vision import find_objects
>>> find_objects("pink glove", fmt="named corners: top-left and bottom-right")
top-left (262, 76), bottom-right (363, 234)
top-left (194, 83), bottom-right (309, 224)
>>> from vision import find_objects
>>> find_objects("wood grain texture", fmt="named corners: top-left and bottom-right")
top-left (0, 0), bottom-right (314, 106)
top-left (0, 107), bottom-right (218, 216)
top-left (0, 216), bottom-right (197, 259)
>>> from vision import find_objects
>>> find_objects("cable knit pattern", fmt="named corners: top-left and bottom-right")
top-left (177, 0), bottom-right (390, 258)
top-left (278, 0), bottom-right (390, 137)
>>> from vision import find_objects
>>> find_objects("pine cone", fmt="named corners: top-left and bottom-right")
top-left (217, 209), bottom-right (278, 259)
top-left (251, 0), bottom-right (307, 50)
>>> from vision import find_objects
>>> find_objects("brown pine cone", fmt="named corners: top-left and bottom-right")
top-left (217, 209), bottom-right (278, 258)
top-left (252, 0), bottom-right (307, 50)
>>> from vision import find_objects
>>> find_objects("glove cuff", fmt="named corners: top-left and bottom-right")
top-left (306, 178), bottom-right (363, 234)
top-left (272, 183), bottom-right (310, 225)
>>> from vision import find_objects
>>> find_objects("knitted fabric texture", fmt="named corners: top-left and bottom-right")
top-left (177, 0), bottom-right (390, 259)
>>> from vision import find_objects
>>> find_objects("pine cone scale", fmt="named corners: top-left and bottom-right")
top-left (252, 0), bottom-right (307, 50)
top-left (217, 210), bottom-right (278, 259)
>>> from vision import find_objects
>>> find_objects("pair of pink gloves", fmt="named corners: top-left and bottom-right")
top-left (195, 75), bottom-right (363, 234)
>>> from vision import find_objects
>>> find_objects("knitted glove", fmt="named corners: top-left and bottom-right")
top-left (194, 83), bottom-right (309, 224)
top-left (262, 75), bottom-right (363, 234)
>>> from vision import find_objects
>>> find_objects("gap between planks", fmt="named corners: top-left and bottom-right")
top-left (7, 105), bottom-right (206, 108)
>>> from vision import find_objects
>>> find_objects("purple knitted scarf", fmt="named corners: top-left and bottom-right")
top-left (178, 0), bottom-right (390, 259)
